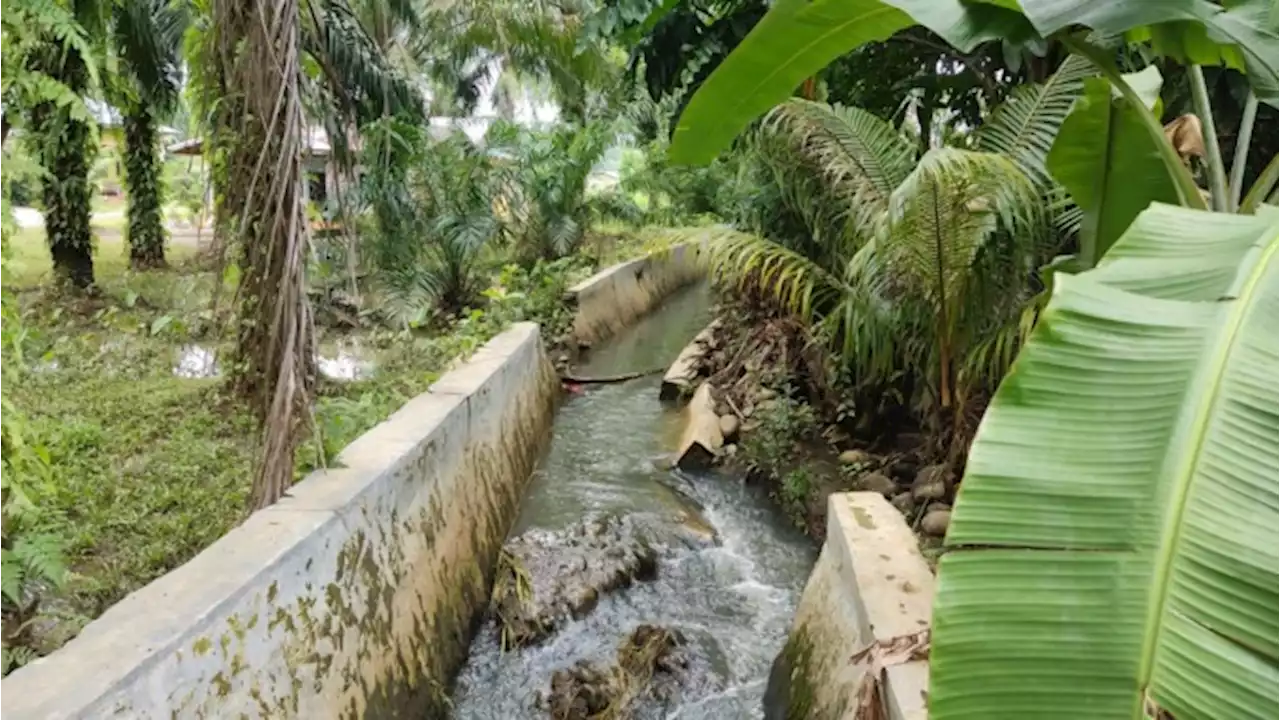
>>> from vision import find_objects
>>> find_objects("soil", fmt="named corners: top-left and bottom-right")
top-left (690, 298), bottom-right (954, 553)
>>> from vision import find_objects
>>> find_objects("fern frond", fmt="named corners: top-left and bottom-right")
top-left (976, 54), bottom-right (1095, 188)
top-left (2, 549), bottom-right (24, 604)
top-left (12, 532), bottom-right (67, 590)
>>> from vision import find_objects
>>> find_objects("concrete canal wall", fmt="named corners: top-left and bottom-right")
top-left (2, 323), bottom-right (558, 719)
top-left (764, 492), bottom-right (935, 720)
top-left (566, 241), bottom-right (705, 348)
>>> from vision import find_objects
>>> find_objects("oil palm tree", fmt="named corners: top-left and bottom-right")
top-left (204, 0), bottom-right (424, 509)
top-left (711, 117), bottom-right (1037, 420)
top-left (489, 119), bottom-right (615, 262)
top-left (360, 121), bottom-right (502, 324)
top-left (416, 0), bottom-right (620, 123)
top-left (112, 0), bottom-right (189, 269)
top-left (21, 0), bottom-right (108, 289)
top-left (708, 55), bottom-right (1097, 429)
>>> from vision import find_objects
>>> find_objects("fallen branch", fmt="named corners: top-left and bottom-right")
top-left (560, 368), bottom-right (665, 384)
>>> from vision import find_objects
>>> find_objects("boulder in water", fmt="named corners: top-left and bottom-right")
top-left (541, 625), bottom-right (692, 720)
top-left (492, 513), bottom-right (712, 650)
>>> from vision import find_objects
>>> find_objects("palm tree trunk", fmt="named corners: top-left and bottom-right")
top-left (31, 49), bottom-right (96, 290)
top-left (123, 105), bottom-right (168, 269)
top-left (217, 0), bottom-right (315, 509)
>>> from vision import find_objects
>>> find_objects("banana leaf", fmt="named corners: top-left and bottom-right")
top-left (1046, 67), bottom-right (1181, 267)
top-left (932, 203), bottom-right (1279, 719)
top-left (1018, 0), bottom-right (1278, 105)
top-left (667, 0), bottom-right (1035, 165)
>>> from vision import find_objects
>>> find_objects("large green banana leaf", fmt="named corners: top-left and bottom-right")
top-left (932, 203), bottom-right (1279, 719)
top-left (667, 0), bottom-right (1034, 165)
top-left (1018, 0), bottom-right (1279, 105)
top-left (667, 0), bottom-right (1278, 166)
top-left (1046, 67), bottom-right (1180, 267)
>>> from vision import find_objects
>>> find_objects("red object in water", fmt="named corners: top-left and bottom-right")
top-left (563, 381), bottom-right (585, 394)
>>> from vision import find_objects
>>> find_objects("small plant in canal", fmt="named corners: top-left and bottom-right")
top-left (739, 385), bottom-right (817, 481)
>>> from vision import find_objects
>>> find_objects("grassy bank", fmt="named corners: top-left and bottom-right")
top-left (2, 227), bottom-right (657, 661)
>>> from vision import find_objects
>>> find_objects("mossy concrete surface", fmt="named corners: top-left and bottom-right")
top-left (1, 323), bottom-right (558, 719)
top-left (566, 241), bottom-right (705, 348)
top-left (764, 492), bottom-right (935, 720)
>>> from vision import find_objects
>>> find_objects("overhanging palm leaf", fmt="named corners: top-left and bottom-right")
top-left (113, 0), bottom-right (188, 113)
top-left (762, 99), bottom-right (916, 241)
top-left (302, 0), bottom-right (423, 130)
top-left (932, 204), bottom-right (1279, 719)
top-left (707, 224), bottom-right (853, 314)
top-left (976, 54), bottom-right (1094, 187)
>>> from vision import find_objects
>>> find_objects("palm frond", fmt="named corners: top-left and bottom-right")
top-left (976, 54), bottom-right (1095, 188)
top-left (706, 226), bottom-right (849, 322)
top-left (762, 99), bottom-right (916, 240)
top-left (113, 0), bottom-right (189, 114)
top-left (885, 148), bottom-right (1042, 309)
top-left (302, 0), bottom-right (424, 128)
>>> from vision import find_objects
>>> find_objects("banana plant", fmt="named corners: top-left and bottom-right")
top-left (1044, 43), bottom-right (1279, 271)
top-left (933, 202), bottom-right (1278, 719)
top-left (665, 0), bottom-right (1279, 186)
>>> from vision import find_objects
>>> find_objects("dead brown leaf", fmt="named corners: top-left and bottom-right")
top-left (1164, 114), bottom-right (1206, 164)
top-left (850, 629), bottom-right (931, 719)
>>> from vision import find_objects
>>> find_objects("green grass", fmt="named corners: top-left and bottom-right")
top-left (6, 227), bottom-right (199, 289)
top-left (3, 241), bottom-right (596, 656)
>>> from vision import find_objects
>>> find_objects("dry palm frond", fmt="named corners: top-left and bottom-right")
top-left (218, 0), bottom-right (316, 509)
top-left (851, 630), bottom-right (930, 720)
top-left (1164, 113), bottom-right (1207, 165)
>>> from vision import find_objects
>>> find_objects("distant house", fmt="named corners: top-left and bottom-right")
top-left (167, 127), bottom-right (337, 206)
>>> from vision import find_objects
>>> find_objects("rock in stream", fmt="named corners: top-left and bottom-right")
top-left (539, 625), bottom-right (704, 720)
top-left (490, 512), bottom-right (717, 650)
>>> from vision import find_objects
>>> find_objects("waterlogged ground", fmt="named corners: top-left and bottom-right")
top-left (451, 285), bottom-right (817, 719)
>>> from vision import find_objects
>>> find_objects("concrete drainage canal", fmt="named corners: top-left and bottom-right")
top-left (451, 283), bottom-right (817, 719)
top-left (4, 246), bottom-right (862, 720)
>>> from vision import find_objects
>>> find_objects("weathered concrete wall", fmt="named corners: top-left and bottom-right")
top-left (763, 493), bottom-right (934, 720)
top-left (2, 323), bottom-right (558, 720)
top-left (661, 319), bottom-right (719, 403)
top-left (567, 241), bottom-right (705, 348)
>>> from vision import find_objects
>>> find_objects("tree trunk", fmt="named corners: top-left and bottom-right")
top-left (30, 49), bottom-right (95, 290)
top-left (217, 0), bottom-right (315, 509)
top-left (916, 89), bottom-right (936, 153)
top-left (123, 106), bottom-right (168, 269)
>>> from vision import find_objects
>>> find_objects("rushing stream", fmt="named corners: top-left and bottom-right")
top-left (450, 284), bottom-right (817, 719)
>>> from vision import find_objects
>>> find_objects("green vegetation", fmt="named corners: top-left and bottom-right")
top-left (665, 0), bottom-right (1278, 716)
top-left (3, 0), bottom-right (1277, 713)
top-left (935, 204), bottom-right (1277, 719)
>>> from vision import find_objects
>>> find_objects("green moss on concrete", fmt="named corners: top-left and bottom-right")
top-left (763, 625), bottom-right (817, 720)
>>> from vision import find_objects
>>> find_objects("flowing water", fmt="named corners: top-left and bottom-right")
top-left (450, 284), bottom-right (817, 719)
